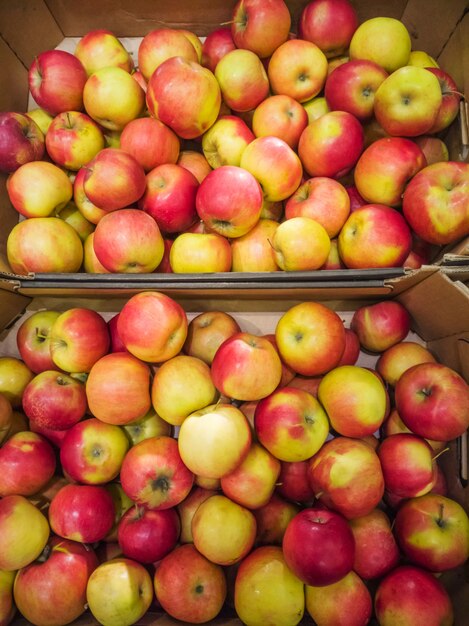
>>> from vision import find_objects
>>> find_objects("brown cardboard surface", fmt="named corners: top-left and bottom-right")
top-left (0, 38), bottom-right (29, 113)
top-left (438, 11), bottom-right (469, 105)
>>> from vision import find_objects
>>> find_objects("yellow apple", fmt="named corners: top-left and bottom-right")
top-left (349, 17), bottom-right (411, 73)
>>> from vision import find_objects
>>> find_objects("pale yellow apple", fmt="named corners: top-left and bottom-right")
top-left (192, 494), bottom-right (256, 565)
top-left (231, 218), bottom-right (279, 272)
top-left (26, 108), bottom-right (54, 134)
top-left (272, 217), bottom-right (331, 271)
top-left (408, 50), bottom-right (439, 68)
top-left (349, 17), bottom-right (412, 73)
top-left (170, 232), bottom-right (232, 273)
top-left (123, 408), bottom-right (171, 445)
top-left (303, 96), bottom-right (330, 123)
top-left (0, 568), bottom-right (15, 625)
top-left (177, 486), bottom-right (218, 543)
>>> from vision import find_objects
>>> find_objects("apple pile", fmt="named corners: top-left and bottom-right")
top-left (1, 0), bottom-right (468, 276)
top-left (0, 289), bottom-right (468, 626)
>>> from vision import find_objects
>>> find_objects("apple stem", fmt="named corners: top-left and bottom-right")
top-left (437, 502), bottom-right (445, 527)
top-left (432, 447), bottom-right (450, 462)
top-left (315, 491), bottom-right (323, 499)
top-left (219, 20), bottom-right (235, 26)
top-left (37, 543), bottom-right (51, 563)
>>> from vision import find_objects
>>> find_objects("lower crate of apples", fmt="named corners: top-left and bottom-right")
top-left (0, 272), bottom-right (468, 626)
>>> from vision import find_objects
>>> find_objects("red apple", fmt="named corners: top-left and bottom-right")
top-left (202, 115), bottom-right (255, 169)
top-left (211, 332), bottom-right (283, 402)
top-left (138, 163), bottom-right (198, 233)
top-left (86, 352), bottom-right (151, 425)
top-left (107, 313), bottom-right (127, 353)
top-left (276, 460), bottom-right (316, 504)
top-left (231, 0), bottom-right (291, 59)
top-left (48, 483), bottom-right (115, 543)
top-left (45, 111), bottom-right (104, 171)
top-left (215, 48), bottom-right (270, 113)
top-left (395, 493), bottom-right (469, 572)
top-left (13, 537), bottom-right (98, 626)
top-left (84, 233), bottom-right (111, 273)
top-left (22, 370), bottom-right (87, 430)
top-left (29, 50), bottom-right (87, 115)
top-left (374, 565), bottom-right (454, 626)
top-left (154, 544), bottom-right (227, 623)
top-left (254, 493), bottom-right (299, 545)
top-left (137, 28), bottom-right (199, 81)
top-left (120, 117), bottom-right (179, 172)
top-left (377, 341), bottom-right (436, 386)
top-left (75, 29), bottom-right (133, 75)
top-left (349, 509), bottom-right (400, 580)
top-left (299, 0), bottom-right (358, 58)
top-left (282, 507), bottom-right (355, 586)
top-left (201, 27), bottom-right (236, 72)
top-left (402, 161), bottom-right (469, 245)
top-left (351, 300), bottom-right (411, 353)
top-left (117, 505), bottom-right (180, 564)
top-left (92, 208), bottom-right (164, 273)
top-left (336, 328), bottom-right (360, 366)
top-left (0, 112), bottom-right (44, 172)
top-left (298, 110), bottom-right (364, 179)
top-left (196, 165), bottom-right (263, 238)
top-left (16, 310), bottom-right (61, 374)
top-left (395, 362), bottom-right (469, 442)
top-left (252, 95), bottom-right (308, 149)
top-left (120, 435), bottom-right (194, 509)
top-left (177, 150), bottom-right (212, 183)
top-left (308, 437), bottom-right (385, 519)
top-left (338, 204), bottom-right (412, 269)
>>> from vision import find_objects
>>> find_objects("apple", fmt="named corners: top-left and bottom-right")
top-left (303, 95), bottom-right (330, 122)
top-left (138, 28), bottom-right (199, 81)
top-left (351, 300), bottom-right (411, 353)
top-left (29, 49), bottom-right (87, 115)
top-left (183, 311), bottom-right (241, 365)
top-left (283, 506), bottom-right (355, 586)
top-left (57, 202), bottom-right (95, 242)
top-left (192, 494), bottom-right (256, 565)
top-left (276, 460), bottom-right (316, 504)
top-left (138, 163), bottom-right (198, 233)
top-left (151, 354), bottom-right (218, 426)
top-left (254, 493), bottom-right (299, 545)
top-left (201, 26), bottom-right (237, 72)
top-left (374, 565), bottom-right (454, 626)
top-left (299, 0), bottom-right (358, 56)
top-left (231, 0), bottom-right (291, 58)
top-left (215, 49), bottom-right (270, 113)
top-left (86, 352), bottom-right (151, 425)
top-left (349, 508), bottom-right (400, 580)
top-left (318, 365), bottom-right (387, 438)
top-left (377, 341), bottom-right (436, 386)
top-left (80, 147), bottom-right (146, 212)
top-left (120, 117), bottom-right (180, 172)
top-left (346, 184), bottom-right (366, 211)
top-left (7, 160), bottom-right (73, 218)
top-left (381, 408), bottom-right (447, 457)
top-left (29, 423), bottom-right (69, 449)
top-left (0, 358), bottom-right (34, 408)
top-left (414, 136), bottom-right (449, 165)
top-left (0, 431), bottom-right (56, 497)
top-left (336, 328), bottom-right (360, 366)
top-left (117, 291), bottom-right (188, 363)
top-left (196, 165), bottom-right (263, 238)
top-left (308, 437), bottom-right (385, 519)
top-left (402, 161), bottom-right (469, 245)
top-left (220, 442), bottom-right (281, 509)
top-left (60, 418), bottom-right (129, 484)
top-left (0, 395), bottom-right (13, 445)
top-left (73, 167), bottom-right (107, 224)
top-left (425, 67), bottom-right (461, 133)
top-left (395, 362), bottom-right (469, 442)
top-left (338, 204), bottom-right (412, 269)
top-left (92, 208), bottom-right (164, 273)
top-left (178, 403), bottom-right (252, 479)
top-left (285, 177), bottom-right (350, 238)
top-left (325, 59), bottom-right (388, 120)
top-left (83, 66), bottom-right (145, 130)
top-left (16, 310), bottom-right (61, 374)
top-left (123, 408), bottom-right (172, 445)
top-left (0, 112), bottom-right (44, 172)
top-left (408, 50), bottom-right (439, 68)
top-left (177, 150), bottom-right (212, 183)
top-left (275, 301), bottom-right (346, 376)
top-left (171, 231), bottom-right (232, 273)
top-left (45, 111), bottom-right (104, 171)
top-left (49, 483), bottom-right (115, 543)
top-left (298, 110), bottom-right (364, 179)
top-left (177, 486), bottom-right (219, 543)
top-left (146, 56), bottom-right (221, 140)
top-left (271, 216), bottom-right (331, 271)
top-left (211, 332), bottom-right (282, 402)
top-left (349, 17), bottom-right (411, 73)
top-left (202, 115), bottom-right (255, 168)
top-left (252, 95), bottom-right (308, 149)
top-left (120, 435), bottom-right (194, 509)
top-left (231, 218), bottom-right (279, 272)
top-left (117, 505), bottom-right (180, 564)
top-left (26, 108), bottom-right (54, 134)
top-left (0, 569), bottom-right (15, 626)
top-left (154, 543), bottom-right (227, 623)
top-left (49, 307), bottom-right (109, 373)
top-left (75, 29), bottom-right (133, 75)
top-left (354, 137), bottom-right (426, 207)
top-left (13, 537), bottom-right (98, 626)
top-left (240, 136), bottom-right (303, 202)
top-left (235, 545), bottom-right (304, 625)
top-left (254, 386), bottom-right (329, 462)
top-left (0, 495), bottom-right (50, 571)
top-left (22, 370), bottom-right (87, 430)
top-left (305, 570), bottom-right (372, 626)
top-left (86, 558), bottom-right (153, 626)
top-left (374, 66), bottom-right (442, 137)
top-left (83, 232), bottom-right (110, 273)
top-left (395, 493), bottom-right (469, 572)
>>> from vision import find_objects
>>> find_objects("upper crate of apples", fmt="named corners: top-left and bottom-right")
top-left (1, 0), bottom-right (468, 276)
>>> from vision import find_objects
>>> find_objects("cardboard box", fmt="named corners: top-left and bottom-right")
top-left (0, 0), bottom-right (468, 291)
top-left (0, 269), bottom-right (468, 624)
